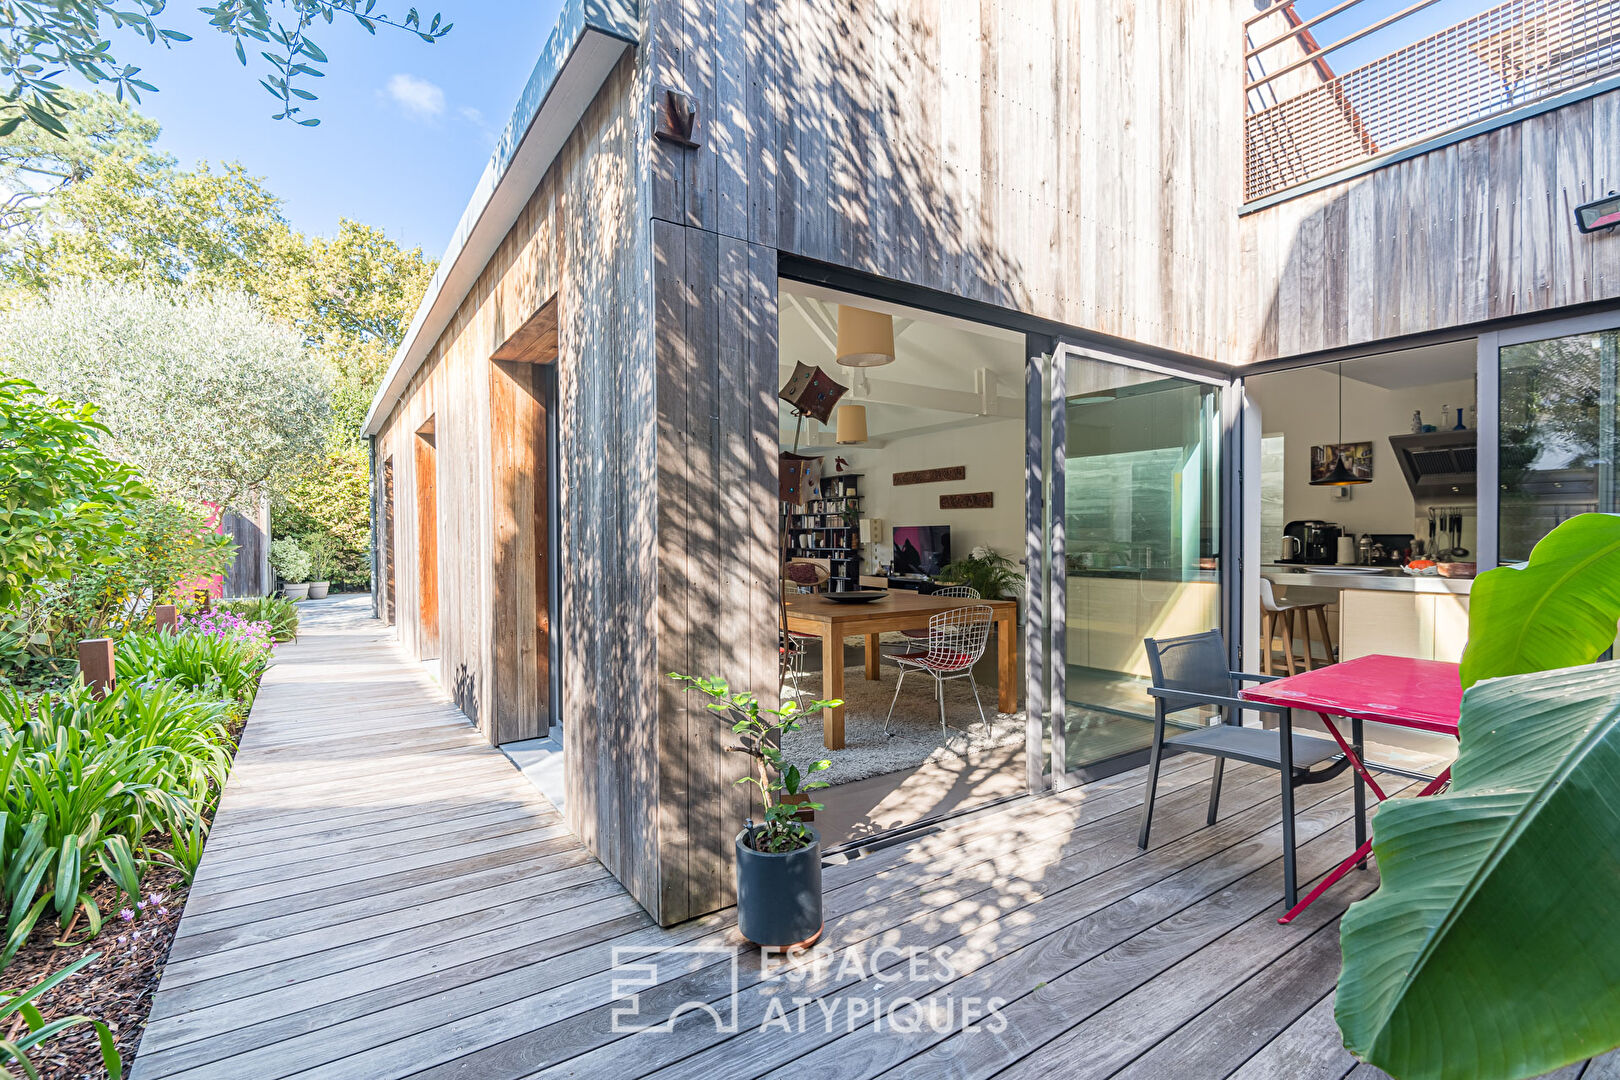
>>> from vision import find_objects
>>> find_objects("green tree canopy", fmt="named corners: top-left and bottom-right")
top-left (0, 90), bottom-right (436, 590)
top-left (0, 281), bottom-right (331, 509)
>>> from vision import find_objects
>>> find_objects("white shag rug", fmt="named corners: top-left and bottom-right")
top-left (781, 661), bottom-right (1024, 786)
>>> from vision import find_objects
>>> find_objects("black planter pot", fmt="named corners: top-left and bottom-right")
top-left (735, 825), bottom-right (823, 948)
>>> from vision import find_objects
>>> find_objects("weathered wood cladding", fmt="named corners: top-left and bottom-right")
top-left (370, 55), bottom-right (665, 915)
top-left (651, 221), bottom-right (779, 922)
top-left (1237, 87), bottom-right (1620, 361)
top-left (219, 499), bottom-right (270, 598)
top-left (646, 0), bottom-right (1248, 363)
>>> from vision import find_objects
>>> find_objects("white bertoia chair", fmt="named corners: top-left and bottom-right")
top-left (887, 584), bottom-right (980, 656)
top-left (884, 604), bottom-right (995, 738)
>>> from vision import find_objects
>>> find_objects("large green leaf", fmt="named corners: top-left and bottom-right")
top-left (1336, 663), bottom-right (1620, 1079)
top-left (1460, 514), bottom-right (1620, 689)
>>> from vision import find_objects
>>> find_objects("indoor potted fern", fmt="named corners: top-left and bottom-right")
top-left (669, 673), bottom-right (839, 948)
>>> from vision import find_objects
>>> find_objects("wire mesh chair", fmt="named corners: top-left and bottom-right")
top-left (884, 604), bottom-right (995, 738)
top-left (887, 584), bottom-right (980, 655)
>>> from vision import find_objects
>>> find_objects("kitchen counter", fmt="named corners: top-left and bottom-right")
top-left (1264, 566), bottom-right (1472, 594)
top-left (1067, 567), bottom-right (1220, 583)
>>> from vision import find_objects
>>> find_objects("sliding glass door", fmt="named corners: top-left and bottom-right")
top-left (1044, 346), bottom-right (1225, 781)
top-left (1496, 325), bottom-right (1620, 560)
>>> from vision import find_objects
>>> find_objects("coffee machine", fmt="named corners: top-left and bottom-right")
top-left (1280, 520), bottom-right (1343, 565)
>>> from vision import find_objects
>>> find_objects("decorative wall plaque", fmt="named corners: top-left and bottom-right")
top-left (893, 466), bottom-right (966, 486)
top-left (940, 492), bottom-right (994, 510)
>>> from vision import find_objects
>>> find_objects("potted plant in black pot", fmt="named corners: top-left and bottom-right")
top-left (669, 673), bottom-right (839, 948)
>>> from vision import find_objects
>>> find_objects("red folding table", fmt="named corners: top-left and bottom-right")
top-left (1241, 654), bottom-right (1462, 925)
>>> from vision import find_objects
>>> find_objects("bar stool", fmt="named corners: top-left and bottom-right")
top-left (1259, 577), bottom-right (1335, 673)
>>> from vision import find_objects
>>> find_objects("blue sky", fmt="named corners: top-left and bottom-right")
top-left (111, 2), bottom-right (566, 258)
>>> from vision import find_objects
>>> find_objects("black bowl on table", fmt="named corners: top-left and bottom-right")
top-left (824, 589), bottom-right (889, 603)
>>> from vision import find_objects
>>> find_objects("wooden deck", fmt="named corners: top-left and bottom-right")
top-left (132, 595), bottom-right (1615, 1080)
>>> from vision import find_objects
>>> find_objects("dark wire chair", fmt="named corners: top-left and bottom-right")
top-left (1137, 630), bottom-right (1349, 909)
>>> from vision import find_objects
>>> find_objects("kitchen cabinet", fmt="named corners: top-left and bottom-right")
top-left (1339, 589), bottom-right (1470, 663)
top-left (1065, 575), bottom-right (1219, 677)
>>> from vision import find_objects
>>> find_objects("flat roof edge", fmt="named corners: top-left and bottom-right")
top-left (363, 0), bottom-right (637, 437)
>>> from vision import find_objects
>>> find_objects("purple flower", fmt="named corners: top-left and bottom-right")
top-left (148, 892), bottom-right (161, 906)
top-left (118, 908), bottom-right (134, 922)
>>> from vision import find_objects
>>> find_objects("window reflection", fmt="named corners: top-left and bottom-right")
top-left (1499, 329), bottom-right (1620, 561)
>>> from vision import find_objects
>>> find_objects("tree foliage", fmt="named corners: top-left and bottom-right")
top-left (0, 92), bottom-right (436, 589)
top-left (0, 281), bottom-right (331, 507)
top-left (272, 440), bottom-right (371, 585)
top-left (1, 0), bottom-right (451, 137)
top-left (0, 376), bottom-right (146, 610)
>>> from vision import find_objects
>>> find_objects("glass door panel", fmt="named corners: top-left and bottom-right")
top-left (1499, 328), bottom-right (1620, 561)
top-left (1059, 353), bottom-right (1223, 774)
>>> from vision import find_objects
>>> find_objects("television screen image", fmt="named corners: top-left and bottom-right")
top-left (891, 525), bottom-right (951, 576)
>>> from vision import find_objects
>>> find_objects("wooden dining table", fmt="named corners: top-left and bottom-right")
top-left (782, 591), bottom-right (1019, 749)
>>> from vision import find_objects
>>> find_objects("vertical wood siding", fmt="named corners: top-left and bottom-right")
top-left (647, 0), bottom-right (1247, 364)
top-left (1236, 88), bottom-right (1620, 361)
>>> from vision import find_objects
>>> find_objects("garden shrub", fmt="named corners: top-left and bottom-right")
top-left (217, 595), bottom-right (299, 643)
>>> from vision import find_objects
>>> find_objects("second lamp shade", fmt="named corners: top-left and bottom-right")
top-left (836, 404), bottom-right (868, 444)
top-left (836, 305), bottom-right (895, 367)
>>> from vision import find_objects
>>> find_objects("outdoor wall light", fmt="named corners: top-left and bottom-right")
top-left (1575, 190), bottom-right (1620, 234)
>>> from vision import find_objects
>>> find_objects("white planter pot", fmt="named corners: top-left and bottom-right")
top-left (283, 582), bottom-right (311, 601)
top-left (308, 582), bottom-right (330, 599)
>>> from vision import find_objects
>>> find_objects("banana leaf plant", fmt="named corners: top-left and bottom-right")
top-left (1335, 662), bottom-right (1620, 1079)
top-left (1460, 513), bottom-right (1620, 688)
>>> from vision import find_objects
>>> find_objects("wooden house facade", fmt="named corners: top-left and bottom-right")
top-left (365, 0), bottom-right (1620, 925)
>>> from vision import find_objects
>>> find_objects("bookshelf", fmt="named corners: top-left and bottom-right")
top-left (783, 473), bottom-right (862, 592)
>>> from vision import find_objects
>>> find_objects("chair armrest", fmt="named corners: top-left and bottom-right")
top-left (1147, 687), bottom-right (1288, 715)
top-left (1230, 671), bottom-right (1283, 684)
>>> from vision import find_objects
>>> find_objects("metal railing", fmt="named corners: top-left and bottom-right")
top-left (1244, 0), bottom-right (1620, 203)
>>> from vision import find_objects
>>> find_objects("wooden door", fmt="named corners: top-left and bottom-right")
top-left (382, 456), bottom-right (396, 625)
top-left (414, 426), bottom-right (440, 660)
top-left (489, 355), bottom-right (553, 742)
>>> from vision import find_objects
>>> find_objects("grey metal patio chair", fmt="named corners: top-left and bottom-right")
top-left (884, 603), bottom-right (994, 738)
top-left (1136, 630), bottom-right (1349, 908)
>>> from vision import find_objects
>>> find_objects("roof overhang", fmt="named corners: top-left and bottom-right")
top-left (362, 0), bottom-right (638, 437)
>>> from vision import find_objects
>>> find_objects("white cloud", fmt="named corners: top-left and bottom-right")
top-left (386, 74), bottom-right (446, 120)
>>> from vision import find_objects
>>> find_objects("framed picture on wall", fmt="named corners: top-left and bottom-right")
top-left (1309, 441), bottom-right (1373, 485)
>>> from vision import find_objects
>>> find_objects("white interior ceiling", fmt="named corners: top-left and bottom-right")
top-left (1337, 339), bottom-right (1478, 390)
top-left (778, 280), bottom-right (1026, 448)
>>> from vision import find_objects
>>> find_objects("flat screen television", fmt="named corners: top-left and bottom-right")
top-left (891, 525), bottom-right (951, 576)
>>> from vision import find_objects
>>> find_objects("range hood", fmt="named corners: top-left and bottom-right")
top-left (1389, 430), bottom-right (1477, 497)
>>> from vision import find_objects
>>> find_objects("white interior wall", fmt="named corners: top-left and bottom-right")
top-left (1247, 367), bottom-right (1478, 559)
top-left (823, 416), bottom-right (1026, 574)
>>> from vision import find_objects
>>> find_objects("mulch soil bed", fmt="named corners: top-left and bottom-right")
top-left (5, 866), bottom-right (190, 1079)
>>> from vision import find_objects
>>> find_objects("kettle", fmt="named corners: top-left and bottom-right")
top-left (1281, 535), bottom-right (1303, 561)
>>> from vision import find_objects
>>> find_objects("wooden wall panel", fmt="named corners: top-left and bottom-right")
top-left (220, 497), bottom-right (269, 597)
top-left (648, 0), bottom-right (1247, 363)
top-left (1236, 87), bottom-right (1620, 362)
top-left (652, 219), bottom-right (778, 923)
